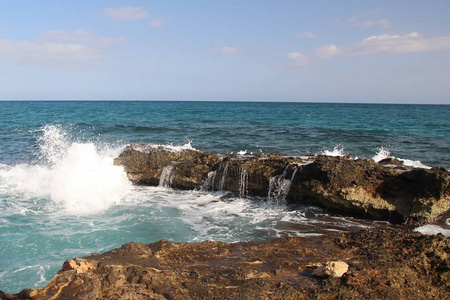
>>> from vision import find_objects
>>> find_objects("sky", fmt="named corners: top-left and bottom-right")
top-left (0, 1), bottom-right (450, 103)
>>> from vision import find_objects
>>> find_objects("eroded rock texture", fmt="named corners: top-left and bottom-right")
top-left (1, 228), bottom-right (448, 300)
top-left (114, 145), bottom-right (450, 225)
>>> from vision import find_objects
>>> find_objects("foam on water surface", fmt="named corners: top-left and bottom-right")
top-left (397, 158), bottom-right (431, 169)
top-left (414, 225), bottom-right (450, 237)
top-left (134, 140), bottom-right (197, 153)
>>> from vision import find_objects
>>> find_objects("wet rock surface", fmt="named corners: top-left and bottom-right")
top-left (114, 145), bottom-right (450, 225)
top-left (1, 228), bottom-right (448, 299)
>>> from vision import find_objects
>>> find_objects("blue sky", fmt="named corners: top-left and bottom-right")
top-left (1, 1), bottom-right (449, 103)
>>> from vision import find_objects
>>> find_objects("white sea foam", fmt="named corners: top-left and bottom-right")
top-left (0, 125), bottom-right (131, 215)
top-left (372, 146), bottom-right (391, 163)
top-left (397, 158), bottom-right (431, 169)
top-left (37, 124), bottom-right (70, 165)
top-left (10, 265), bottom-right (48, 287)
top-left (372, 146), bottom-right (431, 169)
top-left (322, 145), bottom-right (345, 157)
top-left (135, 140), bottom-right (197, 153)
top-left (414, 225), bottom-right (450, 237)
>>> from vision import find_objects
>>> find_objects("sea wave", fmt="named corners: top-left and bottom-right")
top-left (0, 125), bottom-right (131, 215)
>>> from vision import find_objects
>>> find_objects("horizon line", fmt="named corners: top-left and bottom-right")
top-left (0, 99), bottom-right (449, 105)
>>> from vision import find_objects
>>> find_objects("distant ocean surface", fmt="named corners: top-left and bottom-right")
top-left (1, 101), bottom-right (449, 293)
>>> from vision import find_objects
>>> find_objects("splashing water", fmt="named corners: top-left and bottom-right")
top-left (372, 146), bottom-right (391, 163)
top-left (268, 176), bottom-right (292, 205)
top-left (1, 125), bottom-right (131, 214)
top-left (322, 145), bottom-right (345, 157)
top-left (37, 124), bottom-right (70, 166)
top-left (371, 146), bottom-right (431, 169)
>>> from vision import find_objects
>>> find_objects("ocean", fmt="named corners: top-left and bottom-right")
top-left (0, 101), bottom-right (449, 293)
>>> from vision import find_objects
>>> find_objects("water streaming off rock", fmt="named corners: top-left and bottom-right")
top-left (201, 171), bottom-right (217, 191)
top-left (159, 165), bottom-right (175, 188)
top-left (219, 163), bottom-right (228, 191)
top-left (239, 168), bottom-right (249, 198)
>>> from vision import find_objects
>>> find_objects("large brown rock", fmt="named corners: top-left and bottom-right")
top-left (2, 228), bottom-right (449, 299)
top-left (114, 145), bottom-right (222, 189)
top-left (290, 156), bottom-right (450, 224)
top-left (114, 145), bottom-right (450, 225)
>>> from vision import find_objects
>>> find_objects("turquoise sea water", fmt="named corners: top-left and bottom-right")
top-left (0, 101), bottom-right (449, 293)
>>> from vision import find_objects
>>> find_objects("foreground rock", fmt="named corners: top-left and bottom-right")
top-left (114, 145), bottom-right (450, 225)
top-left (2, 228), bottom-right (448, 299)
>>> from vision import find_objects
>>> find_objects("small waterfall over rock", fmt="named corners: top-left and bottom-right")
top-left (267, 164), bottom-right (297, 205)
top-left (268, 177), bottom-right (291, 205)
top-left (239, 168), bottom-right (248, 198)
top-left (159, 165), bottom-right (175, 188)
top-left (220, 163), bottom-right (228, 191)
top-left (201, 171), bottom-right (217, 191)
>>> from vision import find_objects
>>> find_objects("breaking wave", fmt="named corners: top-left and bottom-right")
top-left (0, 125), bottom-right (131, 214)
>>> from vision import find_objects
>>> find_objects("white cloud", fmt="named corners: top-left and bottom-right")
top-left (0, 30), bottom-right (123, 68)
top-left (218, 46), bottom-right (238, 54)
top-left (287, 33), bottom-right (450, 67)
top-left (286, 52), bottom-right (309, 66)
top-left (37, 30), bottom-right (125, 44)
top-left (150, 20), bottom-right (163, 29)
top-left (101, 7), bottom-right (149, 21)
top-left (295, 32), bottom-right (316, 39)
top-left (339, 10), bottom-right (391, 29)
top-left (358, 19), bottom-right (391, 29)
top-left (319, 33), bottom-right (450, 58)
top-left (37, 30), bottom-right (95, 43)
top-left (0, 40), bottom-right (101, 67)
top-left (315, 45), bottom-right (342, 59)
top-left (208, 38), bottom-right (240, 55)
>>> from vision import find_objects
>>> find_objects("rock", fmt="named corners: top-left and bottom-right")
top-left (114, 145), bottom-right (450, 225)
top-left (291, 156), bottom-right (450, 224)
top-left (60, 258), bottom-right (97, 274)
top-left (113, 145), bottom-right (221, 189)
top-left (378, 157), bottom-right (406, 167)
top-left (2, 228), bottom-right (449, 300)
top-left (312, 261), bottom-right (348, 278)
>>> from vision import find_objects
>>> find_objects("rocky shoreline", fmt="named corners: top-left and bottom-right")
top-left (1, 145), bottom-right (449, 299)
top-left (114, 145), bottom-right (450, 225)
top-left (1, 228), bottom-right (448, 299)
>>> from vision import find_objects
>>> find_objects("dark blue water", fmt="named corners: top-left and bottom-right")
top-left (1, 101), bottom-right (449, 167)
top-left (0, 101), bottom-right (449, 293)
